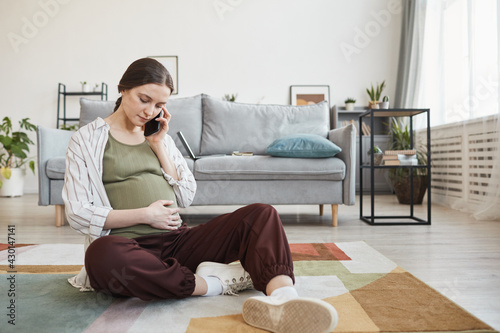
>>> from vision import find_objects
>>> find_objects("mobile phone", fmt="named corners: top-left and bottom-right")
top-left (144, 111), bottom-right (162, 136)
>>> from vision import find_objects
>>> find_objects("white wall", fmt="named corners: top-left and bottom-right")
top-left (0, 0), bottom-right (402, 193)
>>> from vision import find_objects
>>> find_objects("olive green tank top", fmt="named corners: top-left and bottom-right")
top-left (103, 133), bottom-right (180, 238)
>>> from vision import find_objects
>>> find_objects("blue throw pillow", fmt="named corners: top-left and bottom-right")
top-left (266, 134), bottom-right (342, 158)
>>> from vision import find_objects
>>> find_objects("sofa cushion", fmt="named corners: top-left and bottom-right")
top-left (46, 157), bottom-right (66, 179)
top-left (184, 157), bottom-right (195, 173)
top-left (200, 94), bottom-right (329, 155)
top-left (167, 94), bottom-right (203, 156)
top-left (266, 133), bottom-right (341, 158)
top-left (194, 155), bottom-right (345, 181)
top-left (79, 98), bottom-right (115, 127)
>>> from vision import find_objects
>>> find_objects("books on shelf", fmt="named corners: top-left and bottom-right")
top-left (361, 122), bottom-right (371, 136)
top-left (383, 159), bottom-right (418, 166)
top-left (382, 152), bottom-right (418, 165)
top-left (384, 159), bottom-right (401, 166)
top-left (384, 149), bottom-right (417, 156)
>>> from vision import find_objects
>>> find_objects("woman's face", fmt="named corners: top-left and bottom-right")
top-left (120, 83), bottom-right (171, 127)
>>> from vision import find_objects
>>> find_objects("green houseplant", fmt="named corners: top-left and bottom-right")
top-left (366, 80), bottom-right (386, 109)
top-left (344, 97), bottom-right (356, 111)
top-left (0, 117), bottom-right (36, 196)
top-left (380, 95), bottom-right (390, 109)
top-left (367, 145), bottom-right (383, 165)
top-left (387, 117), bottom-right (428, 204)
top-left (223, 93), bottom-right (238, 102)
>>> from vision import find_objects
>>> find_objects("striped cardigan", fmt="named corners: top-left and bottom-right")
top-left (62, 117), bottom-right (196, 290)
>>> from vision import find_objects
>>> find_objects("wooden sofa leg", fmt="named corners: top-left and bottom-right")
top-left (55, 205), bottom-right (65, 227)
top-left (331, 204), bottom-right (338, 227)
top-left (319, 204), bottom-right (324, 216)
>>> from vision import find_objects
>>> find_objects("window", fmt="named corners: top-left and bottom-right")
top-left (419, 0), bottom-right (498, 126)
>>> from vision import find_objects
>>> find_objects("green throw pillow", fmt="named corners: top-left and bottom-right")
top-left (266, 134), bottom-right (341, 158)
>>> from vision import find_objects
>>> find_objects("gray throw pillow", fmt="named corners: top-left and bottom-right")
top-left (79, 98), bottom-right (115, 127)
top-left (166, 94), bottom-right (203, 156)
top-left (200, 94), bottom-right (329, 155)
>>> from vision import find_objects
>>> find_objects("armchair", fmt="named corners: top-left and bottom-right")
top-left (36, 126), bottom-right (74, 226)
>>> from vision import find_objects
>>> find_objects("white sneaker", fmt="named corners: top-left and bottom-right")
top-left (195, 261), bottom-right (253, 296)
top-left (242, 296), bottom-right (338, 333)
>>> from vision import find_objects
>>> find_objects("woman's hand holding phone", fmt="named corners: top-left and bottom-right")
top-left (145, 107), bottom-right (171, 144)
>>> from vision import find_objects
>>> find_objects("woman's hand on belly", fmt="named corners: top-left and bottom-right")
top-left (146, 199), bottom-right (182, 230)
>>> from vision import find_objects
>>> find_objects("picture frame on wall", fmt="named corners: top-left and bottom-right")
top-left (148, 56), bottom-right (178, 95)
top-left (290, 85), bottom-right (330, 107)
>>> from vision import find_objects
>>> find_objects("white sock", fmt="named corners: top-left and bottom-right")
top-left (270, 286), bottom-right (299, 300)
top-left (201, 276), bottom-right (223, 297)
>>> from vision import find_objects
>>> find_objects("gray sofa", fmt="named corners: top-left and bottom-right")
top-left (37, 94), bottom-right (356, 227)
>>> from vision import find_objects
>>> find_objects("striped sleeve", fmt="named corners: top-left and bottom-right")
top-left (161, 135), bottom-right (197, 208)
top-left (62, 125), bottom-right (112, 239)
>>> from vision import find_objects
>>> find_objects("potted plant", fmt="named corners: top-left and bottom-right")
top-left (366, 80), bottom-right (386, 109)
top-left (344, 97), bottom-right (356, 111)
top-left (387, 117), bottom-right (428, 204)
top-left (380, 96), bottom-right (390, 109)
top-left (367, 145), bottom-right (383, 165)
top-left (81, 81), bottom-right (91, 92)
top-left (0, 117), bottom-right (36, 197)
top-left (223, 93), bottom-right (238, 102)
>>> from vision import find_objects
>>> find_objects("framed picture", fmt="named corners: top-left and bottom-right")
top-left (290, 85), bottom-right (330, 106)
top-left (148, 56), bottom-right (178, 95)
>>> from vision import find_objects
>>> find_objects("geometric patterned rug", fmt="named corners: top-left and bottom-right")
top-left (0, 241), bottom-right (496, 333)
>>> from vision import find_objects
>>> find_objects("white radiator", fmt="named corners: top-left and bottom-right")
top-left (417, 115), bottom-right (499, 209)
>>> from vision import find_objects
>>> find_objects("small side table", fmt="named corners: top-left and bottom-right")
top-left (359, 108), bottom-right (431, 225)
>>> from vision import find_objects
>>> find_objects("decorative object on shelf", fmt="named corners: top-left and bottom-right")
top-left (380, 95), bottom-right (390, 109)
top-left (387, 117), bottom-right (428, 204)
top-left (60, 123), bottom-right (79, 131)
top-left (382, 149), bottom-right (418, 166)
top-left (344, 97), bottom-right (356, 111)
top-left (366, 80), bottom-right (386, 109)
top-left (223, 93), bottom-right (238, 102)
top-left (0, 117), bottom-right (36, 197)
top-left (80, 81), bottom-right (91, 92)
top-left (93, 83), bottom-right (99, 92)
top-left (148, 55), bottom-right (179, 95)
top-left (290, 85), bottom-right (330, 107)
top-left (367, 145), bottom-right (383, 165)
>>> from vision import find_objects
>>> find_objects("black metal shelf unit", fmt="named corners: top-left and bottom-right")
top-left (359, 108), bottom-right (431, 225)
top-left (57, 82), bottom-right (108, 128)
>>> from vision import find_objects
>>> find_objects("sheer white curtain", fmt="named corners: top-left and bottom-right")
top-left (472, 0), bottom-right (500, 220)
top-left (402, 0), bottom-right (500, 220)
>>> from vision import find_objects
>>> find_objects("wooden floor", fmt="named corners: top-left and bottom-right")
top-left (1, 194), bottom-right (499, 330)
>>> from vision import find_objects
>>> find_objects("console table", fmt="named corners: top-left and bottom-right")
top-left (359, 108), bottom-right (431, 225)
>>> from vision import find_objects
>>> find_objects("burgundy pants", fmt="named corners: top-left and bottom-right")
top-left (85, 204), bottom-right (294, 301)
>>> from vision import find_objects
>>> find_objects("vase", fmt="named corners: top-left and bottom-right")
top-left (345, 103), bottom-right (355, 111)
top-left (0, 168), bottom-right (26, 197)
top-left (368, 101), bottom-right (380, 109)
top-left (393, 175), bottom-right (428, 204)
top-left (371, 153), bottom-right (383, 166)
top-left (379, 101), bottom-right (390, 109)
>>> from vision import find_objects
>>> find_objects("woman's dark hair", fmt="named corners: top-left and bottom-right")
top-left (114, 58), bottom-right (175, 111)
